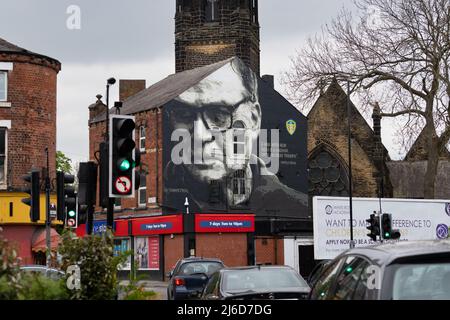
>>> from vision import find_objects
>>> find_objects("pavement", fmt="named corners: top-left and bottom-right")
top-left (118, 280), bottom-right (168, 300)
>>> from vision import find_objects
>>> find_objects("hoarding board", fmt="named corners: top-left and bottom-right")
top-left (313, 196), bottom-right (450, 260)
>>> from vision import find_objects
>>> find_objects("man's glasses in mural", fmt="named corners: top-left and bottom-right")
top-left (169, 98), bottom-right (252, 131)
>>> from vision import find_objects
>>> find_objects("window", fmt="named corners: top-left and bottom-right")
top-left (0, 72), bottom-right (7, 101)
top-left (114, 238), bottom-right (131, 270)
top-left (139, 126), bottom-right (146, 152)
top-left (250, 0), bottom-right (258, 24)
top-left (308, 148), bottom-right (349, 197)
top-left (205, 0), bottom-right (219, 22)
top-left (138, 173), bottom-right (147, 207)
top-left (232, 121), bottom-right (246, 156)
top-left (232, 170), bottom-right (246, 195)
top-left (0, 128), bottom-right (6, 186)
top-left (310, 258), bottom-right (344, 300)
top-left (330, 256), bottom-right (370, 300)
top-left (114, 197), bottom-right (122, 209)
top-left (392, 262), bottom-right (450, 300)
top-left (203, 272), bottom-right (220, 298)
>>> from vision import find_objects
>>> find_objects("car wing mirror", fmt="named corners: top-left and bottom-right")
top-left (166, 271), bottom-right (173, 279)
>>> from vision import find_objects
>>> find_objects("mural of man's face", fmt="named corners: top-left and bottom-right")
top-left (173, 61), bottom-right (261, 183)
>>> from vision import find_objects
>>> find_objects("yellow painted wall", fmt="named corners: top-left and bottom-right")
top-left (0, 192), bottom-right (61, 225)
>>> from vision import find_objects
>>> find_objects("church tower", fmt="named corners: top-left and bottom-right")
top-left (175, 0), bottom-right (260, 75)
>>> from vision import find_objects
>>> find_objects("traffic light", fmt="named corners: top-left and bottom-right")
top-left (56, 171), bottom-right (76, 227)
top-left (78, 162), bottom-right (97, 225)
top-left (366, 213), bottom-right (380, 241)
top-left (381, 213), bottom-right (401, 240)
top-left (22, 170), bottom-right (40, 222)
top-left (66, 192), bottom-right (77, 228)
top-left (109, 115), bottom-right (136, 198)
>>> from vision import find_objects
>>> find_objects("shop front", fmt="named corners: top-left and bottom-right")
top-left (76, 213), bottom-right (256, 280)
top-left (76, 215), bottom-right (183, 280)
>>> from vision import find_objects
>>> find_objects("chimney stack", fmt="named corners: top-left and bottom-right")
top-left (88, 94), bottom-right (107, 123)
top-left (372, 102), bottom-right (385, 196)
top-left (262, 75), bottom-right (274, 89)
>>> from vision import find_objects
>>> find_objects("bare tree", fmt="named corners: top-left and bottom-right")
top-left (283, 0), bottom-right (450, 198)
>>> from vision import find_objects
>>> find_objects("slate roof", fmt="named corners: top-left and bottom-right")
top-left (404, 129), bottom-right (450, 161)
top-left (91, 57), bottom-right (234, 123)
top-left (0, 36), bottom-right (60, 65)
top-left (387, 160), bottom-right (450, 199)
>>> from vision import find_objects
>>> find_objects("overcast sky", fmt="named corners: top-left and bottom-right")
top-left (0, 0), bottom-right (404, 164)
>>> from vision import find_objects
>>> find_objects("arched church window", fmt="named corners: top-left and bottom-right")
top-left (205, 0), bottom-right (219, 22)
top-left (308, 149), bottom-right (349, 197)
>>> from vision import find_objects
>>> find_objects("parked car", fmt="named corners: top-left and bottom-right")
top-left (20, 265), bottom-right (65, 280)
top-left (306, 260), bottom-right (331, 287)
top-left (309, 240), bottom-right (450, 300)
top-left (201, 265), bottom-right (310, 300)
top-left (167, 257), bottom-right (225, 300)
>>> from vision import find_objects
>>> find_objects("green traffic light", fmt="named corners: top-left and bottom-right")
top-left (119, 159), bottom-right (131, 171)
top-left (346, 266), bottom-right (353, 273)
top-left (68, 210), bottom-right (76, 218)
top-left (385, 232), bottom-right (390, 238)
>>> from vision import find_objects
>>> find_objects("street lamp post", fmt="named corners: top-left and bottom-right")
top-left (106, 77), bottom-right (116, 229)
top-left (45, 147), bottom-right (51, 267)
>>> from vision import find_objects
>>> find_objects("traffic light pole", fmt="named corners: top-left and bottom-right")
top-left (45, 148), bottom-right (51, 268)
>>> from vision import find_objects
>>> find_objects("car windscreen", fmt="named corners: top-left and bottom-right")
top-left (392, 262), bottom-right (450, 300)
top-left (222, 268), bottom-right (309, 293)
top-left (179, 262), bottom-right (223, 276)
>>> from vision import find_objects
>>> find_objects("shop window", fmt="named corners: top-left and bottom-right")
top-left (0, 71), bottom-right (7, 101)
top-left (0, 128), bottom-right (7, 186)
top-left (139, 126), bottom-right (146, 152)
top-left (114, 238), bottom-right (131, 270)
top-left (205, 0), bottom-right (219, 22)
top-left (138, 173), bottom-right (147, 207)
top-left (135, 236), bottom-right (160, 270)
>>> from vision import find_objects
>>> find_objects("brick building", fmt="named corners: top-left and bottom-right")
top-left (0, 37), bottom-right (61, 264)
top-left (84, 56), bottom-right (311, 280)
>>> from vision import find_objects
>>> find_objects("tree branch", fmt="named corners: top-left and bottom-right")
top-left (380, 109), bottom-right (426, 117)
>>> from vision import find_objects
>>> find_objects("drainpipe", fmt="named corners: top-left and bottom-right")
top-left (155, 108), bottom-right (159, 205)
